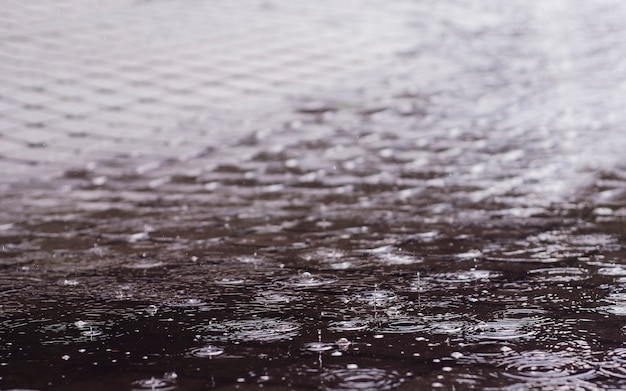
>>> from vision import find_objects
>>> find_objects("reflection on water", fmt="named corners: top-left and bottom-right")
top-left (2, 0), bottom-right (626, 390)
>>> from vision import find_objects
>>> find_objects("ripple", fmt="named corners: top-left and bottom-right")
top-left (597, 266), bottom-right (626, 276)
top-left (527, 267), bottom-right (588, 282)
top-left (596, 293), bottom-right (626, 315)
top-left (214, 277), bottom-right (245, 286)
top-left (432, 270), bottom-right (500, 283)
top-left (471, 318), bottom-right (539, 341)
top-left (198, 318), bottom-right (300, 342)
top-left (123, 260), bottom-right (165, 269)
top-left (304, 342), bottom-right (335, 352)
top-left (280, 272), bottom-right (338, 288)
top-left (378, 314), bottom-right (471, 335)
top-left (131, 377), bottom-right (176, 391)
top-left (40, 319), bottom-right (113, 345)
top-left (500, 349), bottom-right (596, 382)
top-left (377, 317), bottom-right (428, 334)
top-left (600, 348), bottom-right (626, 379)
top-left (188, 345), bottom-right (225, 358)
top-left (376, 253), bottom-right (422, 266)
top-left (353, 289), bottom-right (397, 307)
top-left (321, 367), bottom-right (402, 391)
top-left (253, 291), bottom-right (297, 305)
top-left (165, 298), bottom-right (207, 308)
top-left (328, 319), bottom-right (371, 332)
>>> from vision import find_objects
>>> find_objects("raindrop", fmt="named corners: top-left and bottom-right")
top-left (500, 349), bottom-right (596, 382)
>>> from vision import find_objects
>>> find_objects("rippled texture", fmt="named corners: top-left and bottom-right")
top-left (1, 0), bottom-right (626, 390)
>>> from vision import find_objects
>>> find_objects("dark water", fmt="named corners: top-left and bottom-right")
top-left (2, 1), bottom-right (626, 390)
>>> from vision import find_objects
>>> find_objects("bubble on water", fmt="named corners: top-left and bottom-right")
top-left (320, 367), bottom-right (402, 391)
top-left (188, 345), bottom-right (225, 358)
top-left (336, 338), bottom-right (351, 349)
top-left (198, 318), bottom-right (300, 342)
top-left (499, 349), bottom-right (596, 382)
top-left (280, 272), bottom-right (338, 288)
top-left (131, 377), bottom-right (176, 391)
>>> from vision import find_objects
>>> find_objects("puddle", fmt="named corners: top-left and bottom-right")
top-left (1, 0), bottom-right (626, 390)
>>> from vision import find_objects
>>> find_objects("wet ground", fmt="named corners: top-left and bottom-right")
top-left (1, 1), bottom-right (626, 390)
